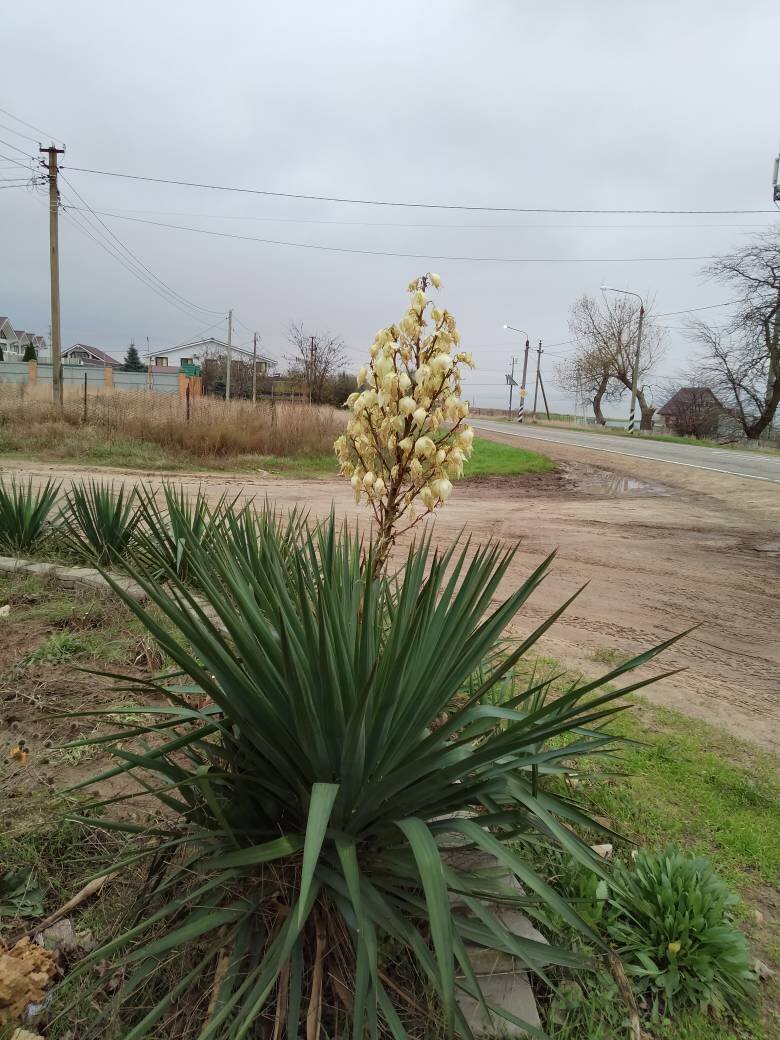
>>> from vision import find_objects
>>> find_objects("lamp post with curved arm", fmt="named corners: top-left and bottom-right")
top-left (503, 324), bottom-right (530, 422)
top-left (600, 287), bottom-right (645, 435)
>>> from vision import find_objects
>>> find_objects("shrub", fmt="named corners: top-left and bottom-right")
top-left (61, 517), bottom-right (678, 1038)
top-left (0, 476), bottom-right (60, 554)
top-left (60, 480), bottom-right (141, 565)
top-left (606, 846), bottom-right (757, 1018)
top-left (133, 483), bottom-right (236, 581)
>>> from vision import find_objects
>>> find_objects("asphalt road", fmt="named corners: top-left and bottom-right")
top-left (470, 419), bottom-right (780, 485)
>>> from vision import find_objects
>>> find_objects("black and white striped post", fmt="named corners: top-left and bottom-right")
top-left (601, 286), bottom-right (645, 435)
top-left (503, 324), bottom-right (530, 422)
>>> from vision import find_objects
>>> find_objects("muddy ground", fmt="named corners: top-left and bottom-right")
top-left (2, 440), bottom-right (778, 750)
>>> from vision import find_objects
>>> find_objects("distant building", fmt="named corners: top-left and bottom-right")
top-left (0, 316), bottom-right (47, 360)
top-left (655, 387), bottom-right (732, 438)
top-left (142, 338), bottom-right (275, 374)
top-left (61, 343), bottom-right (122, 368)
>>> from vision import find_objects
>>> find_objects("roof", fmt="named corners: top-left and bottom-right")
top-left (63, 343), bottom-right (122, 367)
top-left (143, 337), bottom-right (275, 364)
top-left (658, 387), bottom-right (724, 416)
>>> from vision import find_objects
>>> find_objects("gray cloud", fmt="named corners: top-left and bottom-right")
top-left (2, 0), bottom-right (777, 412)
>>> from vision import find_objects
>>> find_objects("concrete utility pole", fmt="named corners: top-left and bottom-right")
top-left (40, 144), bottom-right (65, 411)
top-left (518, 339), bottom-right (530, 422)
top-left (503, 325), bottom-right (530, 421)
top-left (531, 341), bottom-right (543, 419)
top-left (225, 309), bottom-right (233, 401)
top-left (601, 286), bottom-right (644, 434)
top-left (252, 331), bottom-right (258, 403)
top-left (507, 357), bottom-right (517, 417)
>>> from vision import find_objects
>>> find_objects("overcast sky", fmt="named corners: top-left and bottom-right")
top-left (2, 0), bottom-right (778, 412)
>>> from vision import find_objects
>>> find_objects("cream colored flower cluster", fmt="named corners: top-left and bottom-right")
top-left (335, 274), bottom-right (474, 533)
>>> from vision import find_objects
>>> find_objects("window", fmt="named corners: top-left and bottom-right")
top-left (180, 357), bottom-right (192, 366)
top-left (154, 356), bottom-right (169, 366)
top-left (257, 361), bottom-right (267, 375)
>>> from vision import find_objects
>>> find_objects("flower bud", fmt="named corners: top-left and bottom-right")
top-left (414, 436), bottom-right (435, 458)
top-left (420, 485), bottom-right (435, 510)
top-left (431, 477), bottom-right (453, 502)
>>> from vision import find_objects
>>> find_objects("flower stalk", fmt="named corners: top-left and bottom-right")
top-left (335, 274), bottom-right (474, 572)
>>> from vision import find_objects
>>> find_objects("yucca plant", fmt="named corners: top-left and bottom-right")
top-left (0, 476), bottom-right (60, 554)
top-left (60, 480), bottom-right (142, 565)
top-left (60, 517), bottom-right (680, 1039)
top-left (132, 484), bottom-right (237, 582)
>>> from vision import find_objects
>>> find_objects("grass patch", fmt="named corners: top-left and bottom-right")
top-left (583, 701), bottom-right (780, 888)
top-left (589, 646), bottom-right (632, 668)
top-left (463, 437), bottom-right (556, 477)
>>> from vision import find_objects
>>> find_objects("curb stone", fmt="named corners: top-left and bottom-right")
top-left (440, 842), bottom-right (545, 1036)
top-left (0, 556), bottom-right (147, 602)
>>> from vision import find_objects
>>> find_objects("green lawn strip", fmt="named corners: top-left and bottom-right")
top-left (582, 700), bottom-right (780, 889)
top-left (462, 437), bottom-right (556, 477)
top-left (0, 436), bottom-right (555, 480)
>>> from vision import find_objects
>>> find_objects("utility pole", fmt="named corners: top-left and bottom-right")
top-left (225, 309), bottom-right (233, 401)
top-left (601, 286), bottom-right (645, 434)
top-left (531, 341), bottom-right (543, 419)
top-left (517, 338), bottom-right (530, 423)
top-left (507, 356), bottom-right (517, 417)
top-left (252, 332), bottom-right (258, 403)
top-left (40, 144), bottom-right (65, 411)
top-left (627, 305), bottom-right (645, 434)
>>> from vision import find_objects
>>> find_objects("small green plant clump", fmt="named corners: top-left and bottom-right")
top-left (608, 846), bottom-right (757, 1018)
top-left (21, 631), bottom-right (90, 666)
top-left (550, 846), bottom-right (757, 1021)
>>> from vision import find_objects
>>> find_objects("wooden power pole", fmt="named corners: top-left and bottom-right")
top-left (40, 144), bottom-right (65, 411)
top-left (252, 332), bottom-right (258, 403)
top-left (225, 309), bottom-right (233, 401)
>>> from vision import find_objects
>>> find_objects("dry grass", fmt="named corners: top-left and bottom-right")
top-left (0, 383), bottom-right (344, 463)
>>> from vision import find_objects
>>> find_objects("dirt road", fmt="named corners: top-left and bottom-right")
top-left (3, 446), bottom-right (778, 748)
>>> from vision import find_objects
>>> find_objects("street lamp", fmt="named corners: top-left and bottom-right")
top-left (503, 324), bottom-right (531, 422)
top-left (600, 286), bottom-right (645, 435)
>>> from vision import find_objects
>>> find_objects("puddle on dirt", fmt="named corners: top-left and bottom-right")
top-left (565, 464), bottom-right (670, 498)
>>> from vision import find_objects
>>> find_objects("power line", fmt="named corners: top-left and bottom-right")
top-left (0, 121), bottom-right (40, 145)
top-left (0, 137), bottom-right (37, 159)
top-left (72, 209), bottom-right (718, 265)
top-left (0, 107), bottom-right (61, 146)
top-left (59, 203), bottom-right (774, 233)
top-left (58, 175), bottom-right (224, 318)
top-left (0, 151), bottom-right (36, 171)
top-left (59, 203), bottom-right (226, 324)
top-left (62, 164), bottom-right (778, 215)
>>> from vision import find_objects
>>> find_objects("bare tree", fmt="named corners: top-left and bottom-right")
top-left (564, 294), bottom-right (665, 429)
top-left (285, 324), bottom-right (347, 404)
top-left (556, 348), bottom-right (619, 425)
top-left (687, 230), bottom-right (780, 439)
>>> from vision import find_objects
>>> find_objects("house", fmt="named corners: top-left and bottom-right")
top-left (0, 316), bottom-right (47, 360)
top-left (654, 387), bottom-right (726, 438)
top-left (61, 344), bottom-right (122, 368)
top-left (142, 338), bottom-right (275, 374)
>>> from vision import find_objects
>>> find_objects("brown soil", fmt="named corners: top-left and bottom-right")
top-left (2, 444), bottom-right (779, 751)
top-left (0, 581), bottom-right (164, 824)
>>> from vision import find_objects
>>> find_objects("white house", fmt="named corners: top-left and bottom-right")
top-left (142, 338), bottom-right (275, 373)
top-left (0, 316), bottom-right (47, 360)
top-left (61, 343), bottom-right (122, 367)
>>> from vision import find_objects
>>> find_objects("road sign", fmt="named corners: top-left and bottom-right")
top-left (520, 388), bottom-right (528, 397)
